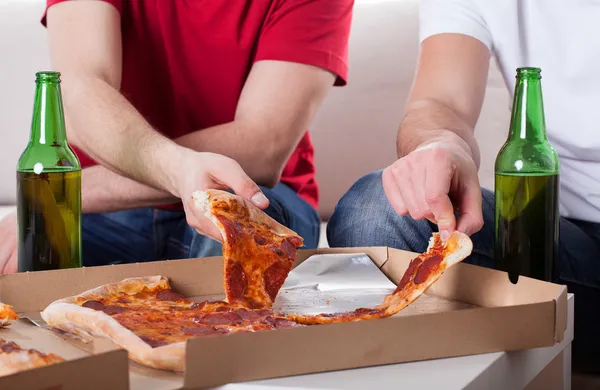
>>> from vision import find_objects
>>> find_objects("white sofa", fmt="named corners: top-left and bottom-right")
top-left (0, 0), bottom-right (510, 248)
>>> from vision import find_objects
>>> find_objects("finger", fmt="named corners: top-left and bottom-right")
top-left (382, 167), bottom-right (407, 215)
top-left (413, 168), bottom-right (435, 223)
top-left (455, 183), bottom-right (484, 236)
top-left (195, 219), bottom-right (224, 243)
top-left (394, 163), bottom-right (422, 220)
top-left (211, 160), bottom-right (269, 209)
top-left (184, 199), bottom-right (224, 243)
top-left (424, 166), bottom-right (456, 239)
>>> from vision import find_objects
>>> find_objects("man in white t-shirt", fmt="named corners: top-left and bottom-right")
top-left (327, 0), bottom-right (600, 373)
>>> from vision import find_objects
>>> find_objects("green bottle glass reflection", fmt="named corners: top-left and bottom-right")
top-left (494, 67), bottom-right (559, 284)
top-left (17, 71), bottom-right (82, 272)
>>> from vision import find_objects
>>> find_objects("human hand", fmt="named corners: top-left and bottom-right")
top-left (175, 150), bottom-right (269, 242)
top-left (0, 211), bottom-right (18, 274)
top-left (382, 142), bottom-right (483, 238)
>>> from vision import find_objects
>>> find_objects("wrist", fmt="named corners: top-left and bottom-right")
top-left (156, 145), bottom-right (194, 198)
top-left (413, 132), bottom-right (475, 160)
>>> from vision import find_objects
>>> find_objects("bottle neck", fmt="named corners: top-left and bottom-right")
top-left (508, 71), bottom-right (548, 143)
top-left (30, 74), bottom-right (68, 147)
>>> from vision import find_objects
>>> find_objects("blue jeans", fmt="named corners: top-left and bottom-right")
top-left (82, 183), bottom-right (320, 265)
top-left (327, 170), bottom-right (600, 374)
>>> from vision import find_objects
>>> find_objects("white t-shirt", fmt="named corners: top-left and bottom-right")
top-left (420, 0), bottom-right (600, 223)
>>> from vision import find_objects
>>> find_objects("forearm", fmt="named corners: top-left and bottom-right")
top-left (62, 76), bottom-right (184, 196)
top-left (397, 98), bottom-right (481, 168)
top-left (175, 122), bottom-right (295, 188)
top-left (81, 166), bottom-right (178, 214)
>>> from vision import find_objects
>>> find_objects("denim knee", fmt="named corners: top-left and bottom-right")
top-left (326, 170), bottom-right (433, 253)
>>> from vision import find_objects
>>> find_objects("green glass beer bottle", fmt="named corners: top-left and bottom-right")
top-left (494, 67), bottom-right (560, 284)
top-left (17, 71), bottom-right (82, 272)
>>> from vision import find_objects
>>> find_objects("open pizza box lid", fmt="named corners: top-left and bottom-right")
top-left (0, 246), bottom-right (567, 390)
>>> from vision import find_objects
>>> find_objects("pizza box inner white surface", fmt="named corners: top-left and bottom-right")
top-left (0, 246), bottom-right (567, 390)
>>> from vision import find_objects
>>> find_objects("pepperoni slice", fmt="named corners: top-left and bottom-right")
top-left (260, 316), bottom-right (277, 327)
top-left (102, 305), bottom-right (128, 315)
top-left (254, 234), bottom-right (267, 246)
top-left (281, 236), bottom-right (302, 258)
top-left (156, 290), bottom-right (188, 302)
top-left (182, 326), bottom-right (229, 336)
top-left (139, 336), bottom-right (168, 348)
top-left (194, 312), bottom-right (243, 326)
top-left (414, 255), bottom-right (443, 284)
top-left (82, 300), bottom-right (106, 311)
top-left (226, 262), bottom-right (247, 301)
top-left (235, 309), bottom-right (273, 322)
top-left (263, 261), bottom-right (288, 301)
top-left (0, 340), bottom-right (19, 353)
top-left (394, 257), bottom-right (423, 293)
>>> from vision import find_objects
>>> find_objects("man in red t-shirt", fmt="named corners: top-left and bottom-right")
top-left (0, 0), bottom-right (353, 272)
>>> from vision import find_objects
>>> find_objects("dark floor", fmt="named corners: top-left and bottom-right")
top-left (573, 374), bottom-right (600, 390)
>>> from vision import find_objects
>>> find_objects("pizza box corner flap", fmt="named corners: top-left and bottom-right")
top-left (554, 287), bottom-right (569, 343)
top-left (0, 347), bottom-right (130, 390)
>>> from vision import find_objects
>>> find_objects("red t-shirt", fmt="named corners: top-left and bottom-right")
top-left (43, 0), bottom-right (352, 209)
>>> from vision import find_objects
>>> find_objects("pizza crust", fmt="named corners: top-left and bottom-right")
top-left (41, 276), bottom-right (187, 371)
top-left (192, 189), bottom-right (301, 241)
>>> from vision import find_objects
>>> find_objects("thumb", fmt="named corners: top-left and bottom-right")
top-left (212, 160), bottom-right (269, 209)
top-left (455, 183), bottom-right (484, 236)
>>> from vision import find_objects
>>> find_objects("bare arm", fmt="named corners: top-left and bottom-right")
top-left (81, 60), bottom-right (335, 213)
top-left (46, 1), bottom-right (184, 196)
top-left (383, 33), bottom-right (491, 237)
top-left (175, 60), bottom-right (335, 187)
top-left (397, 33), bottom-right (490, 168)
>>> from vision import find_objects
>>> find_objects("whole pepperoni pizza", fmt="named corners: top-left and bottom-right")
top-left (41, 190), bottom-right (472, 372)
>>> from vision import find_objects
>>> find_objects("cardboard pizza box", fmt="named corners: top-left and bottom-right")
top-left (0, 246), bottom-right (567, 390)
top-left (0, 314), bottom-right (129, 390)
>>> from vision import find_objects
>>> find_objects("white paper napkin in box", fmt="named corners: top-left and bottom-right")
top-left (273, 253), bottom-right (396, 316)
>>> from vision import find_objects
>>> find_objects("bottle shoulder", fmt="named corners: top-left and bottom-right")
top-left (495, 140), bottom-right (560, 175)
top-left (17, 143), bottom-right (81, 172)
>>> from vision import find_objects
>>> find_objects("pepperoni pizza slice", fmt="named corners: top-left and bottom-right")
top-left (0, 302), bottom-right (18, 327)
top-left (285, 231), bottom-right (472, 324)
top-left (193, 190), bottom-right (304, 308)
top-left (0, 338), bottom-right (64, 377)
